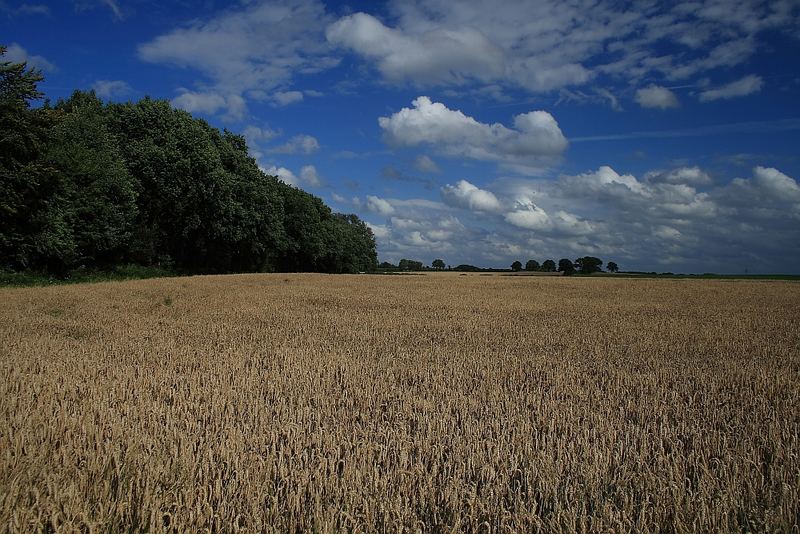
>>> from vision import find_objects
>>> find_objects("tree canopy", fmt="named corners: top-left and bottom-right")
top-left (0, 48), bottom-right (376, 276)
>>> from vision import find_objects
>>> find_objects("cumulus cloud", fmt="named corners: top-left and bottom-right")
top-left (505, 202), bottom-right (550, 230)
top-left (327, 12), bottom-right (507, 86)
top-left (243, 125), bottom-right (281, 145)
top-left (268, 134), bottom-right (320, 154)
top-left (265, 164), bottom-right (321, 188)
top-left (299, 165), bottom-right (322, 187)
top-left (4, 42), bottom-right (55, 72)
top-left (91, 79), bottom-right (132, 100)
top-left (699, 74), bottom-right (763, 102)
top-left (645, 167), bottom-right (713, 186)
top-left (138, 0), bottom-right (337, 118)
top-left (414, 155), bottom-right (441, 174)
top-left (272, 90), bottom-right (304, 106)
top-left (264, 166), bottom-right (298, 186)
top-left (366, 195), bottom-right (396, 216)
top-left (371, 165), bottom-right (800, 273)
top-left (379, 96), bottom-right (567, 173)
top-left (635, 85), bottom-right (680, 109)
top-left (171, 90), bottom-right (246, 121)
top-left (441, 180), bottom-right (502, 212)
top-left (750, 166), bottom-right (800, 201)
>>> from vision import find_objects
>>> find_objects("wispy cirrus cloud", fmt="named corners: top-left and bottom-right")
top-left (327, 0), bottom-right (799, 96)
top-left (699, 74), bottom-right (764, 102)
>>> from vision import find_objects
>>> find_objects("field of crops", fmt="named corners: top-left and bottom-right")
top-left (1, 273), bottom-right (798, 532)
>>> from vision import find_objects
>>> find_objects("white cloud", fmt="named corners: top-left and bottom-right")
top-left (327, 12), bottom-right (507, 86)
top-left (366, 223), bottom-right (390, 240)
top-left (645, 167), bottom-right (712, 186)
top-left (171, 89), bottom-right (246, 120)
top-left (272, 90), bottom-right (304, 106)
top-left (414, 154), bottom-right (441, 174)
top-left (371, 164), bottom-right (800, 273)
top-left (265, 164), bottom-right (321, 188)
top-left (4, 42), bottom-right (55, 72)
top-left (138, 0), bottom-right (337, 118)
top-left (268, 134), bottom-right (320, 154)
top-left (243, 125), bottom-right (281, 145)
top-left (635, 85), bottom-right (680, 109)
top-left (264, 166), bottom-right (298, 186)
top-left (379, 96), bottom-right (567, 173)
top-left (91, 79), bottom-right (131, 99)
top-left (699, 74), bottom-right (763, 102)
top-left (441, 180), bottom-right (502, 212)
top-left (752, 166), bottom-right (800, 201)
top-left (563, 166), bottom-right (649, 196)
top-left (327, 1), bottom-right (796, 95)
top-left (366, 195), bottom-right (395, 216)
top-left (505, 203), bottom-right (551, 230)
top-left (299, 165), bottom-right (322, 187)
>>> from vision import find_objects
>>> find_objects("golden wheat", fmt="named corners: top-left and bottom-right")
top-left (0, 273), bottom-right (798, 532)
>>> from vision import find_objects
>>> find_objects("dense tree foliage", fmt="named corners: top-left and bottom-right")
top-left (0, 49), bottom-right (376, 276)
top-left (432, 258), bottom-right (445, 270)
top-left (525, 259), bottom-right (540, 271)
top-left (541, 259), bottom-right (556, 272)
top-left (511, 260), bottom-right (522, 271)
top-left (575, 256), bottom-right (603, 274)
top-left (607, 261), bottom-right (619, 273)
top-left (558, 258), bottom-right (575, 275)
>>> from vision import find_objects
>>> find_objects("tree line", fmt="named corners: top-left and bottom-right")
top-left (512, 257), bottom-right (619, 274)
top-left (0, 47), bottom-right (377, 277)
top-left (379, 257), bottom-right (619, 274)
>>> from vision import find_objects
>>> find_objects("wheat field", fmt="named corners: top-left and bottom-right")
top-left (0, 273), bottom-right (798, 532)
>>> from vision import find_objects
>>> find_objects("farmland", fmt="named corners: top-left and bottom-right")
top-left (1, 273), bottom-right (798, 532)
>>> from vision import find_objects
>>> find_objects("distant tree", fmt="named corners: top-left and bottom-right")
top-left (575, 256), bottom-right (603, 274)
top-left (379, 261), bottom-right (396, 269)
top-left (511, 260), bottom-right (523, 272)
top-left (525, 259), bottom-right (540, 271)
top-left (558, 258), bottom-right (575, 275)
top-left (607, 261), bottom-right (619, 273)
top-left (398, 258), bottom-right (424, 271)
top-left (453, 264), bottom-right (481, 272)
top-left (541, 259), bottom-right (556, 272)
top-left (432, 258), bottom-right (445, 270)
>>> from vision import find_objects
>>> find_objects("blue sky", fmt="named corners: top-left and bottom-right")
top-left (3, 0), bottom-right (800, 272)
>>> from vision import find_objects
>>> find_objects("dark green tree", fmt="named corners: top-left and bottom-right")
top-left (525, 259), bottom-right (540, 271)
top-left (511, 260), bottom-right (523, 271)
top-left (48, 91), bottom-right (138, 269)
top-left (0, 55), bottom-right (377, 277)
top-left (432, 258), bottom-right (445, 270)
top-left (0, 45), bottom-right (68, 272)
top-left (607, 261), bottom-right (619, 273)
top-left (558, 258), bottom-right (575, 275)
top-left (575, 256), bottom-right (603, 274)
top-left (541, 259), bottom-right (556, 272)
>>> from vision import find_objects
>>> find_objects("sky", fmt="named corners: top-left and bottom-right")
top-left (3, 0), bottom-right (800, 273)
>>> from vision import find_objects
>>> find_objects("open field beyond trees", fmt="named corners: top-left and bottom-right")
top-left (1, 274), bottom-right (799, 532)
